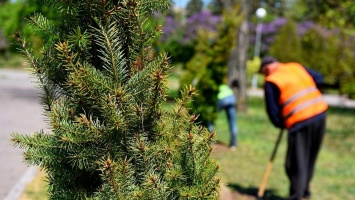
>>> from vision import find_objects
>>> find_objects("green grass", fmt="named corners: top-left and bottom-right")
top-left (0, 53), bottom-right (26, 69)
top-left (213, 97), bottom-right (355, 200)
top-left (167, 63), bottom-right (184, 99)
top-left (20, 97), bottom-right (355, 200)
top-left (19, 169), bottom-right (47, 200)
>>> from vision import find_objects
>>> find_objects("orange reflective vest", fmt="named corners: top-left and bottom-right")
top-left (266, 62), bottom-right (328, 129)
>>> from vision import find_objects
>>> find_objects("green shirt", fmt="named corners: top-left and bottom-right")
top-left (217, 84), bottom-right (234, 100)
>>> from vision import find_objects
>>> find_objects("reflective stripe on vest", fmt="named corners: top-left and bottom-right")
top-left (266, 62), bottom-right (328, 128)
top-left (281, 87), bottom-right (318, 107)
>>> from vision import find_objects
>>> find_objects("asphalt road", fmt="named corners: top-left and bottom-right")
top-left (0, 69), bottom-right (48, 200)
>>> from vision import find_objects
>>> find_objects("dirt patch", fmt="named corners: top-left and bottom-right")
top-left (213, 143), bottom-right (258, 200)
top-left (212, 142), bottom-right (231, 152)
top-left (220, 184), bottom-right (258, 200)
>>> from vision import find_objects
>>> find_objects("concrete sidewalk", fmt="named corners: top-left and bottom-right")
top-left (0, 69), bottom-right (48, 200)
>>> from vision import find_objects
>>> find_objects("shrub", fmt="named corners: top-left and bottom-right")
top-left (11, 0), bottom-right (220, 199)
top-left (269, 18), bottom-right (303, 62)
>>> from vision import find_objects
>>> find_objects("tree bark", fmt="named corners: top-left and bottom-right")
top-left (227, 0), bottom-right (252, 112)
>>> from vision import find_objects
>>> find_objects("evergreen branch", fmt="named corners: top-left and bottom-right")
top-left (202, 177), bottom-right (220, 198)
top-left (99, 94), bottom-right (129, 132)
top-left (139, 0), bottom-right (172, 15)
top-left (68, 27), bottom-right (91, 52)
top-left (131, 134), bottom-right (149, 182)
top-left (11, 0), bottom-right (220, 198)
top-left (141, 172), bottom-right (167, 199)
top-left (186, 132), bottom-right (196, 185)
top-left (125, 53), bottom-right (167, 98)
top-left (125, 54), bottom-right (170, 138)
top-left (13, 33), bottom-right (46, 86)
top-left (40, 83), bottom-right (57, 112)
top-left (86, 0), bottom-right (93, 19)
top-left (149, 54), bottom-right (170, 105)
top-left (99, 157), bottom-right (137, 198)
top-left (67, 67), bottom-right (95, 103)
top-left (59, 60), bottom-right (132, 151)
top-left (68, 146), bottom-right (103, 170)
top-left (94, 21), bottom-right (128, 86)
top-left (52, 116), bottom-right (104, 148)
top-left (173, 85), bottom-right (197, 122)
top-left (28, 13), bottom-right (60, 39)
top-left (41, 0), bottom-right (63, 9)
top-left (11, 131), bottom-right (56, 150)
top-left (118, 1), bottom-right (151, 73)
top-left (11, 132), bottom-right (59, 167)
top-left (113, 6), bottom-right (136, 74)
top-left (23, 151), bottom-right (55, 167)
top-left (137, 103), bottom-right (145, 132)
top-left (104, 157), bottom-right (121, 197)
top-left (127, 2), bottom-right (146, 72)
top-left (203, 163), bottom-right (220, 188)
top-left (55, 42), bottom-right (111, 106)
top-left (54, 42), bottom-right (131, 147)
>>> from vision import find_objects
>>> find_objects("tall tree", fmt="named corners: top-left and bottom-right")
top-left (251, 0), bottom-right (286, 17)
top-left (293, 0), bottom-right (355, 97)
top-left (227, 0), bottom-right (252, 112)
top-left (207, 0), bottom-right (251, 112)
top-left (269, 18), bottom-right (302, 62)
top-left (186, 0), bottom-right (203, 17)
top-left (287, 0), bottom-right (355, 31)
top-left (180, 4), bottom-right (243, 127)
top-left (301, 0), bottom-right (350, 24)
top-left (0, 0), bottom-right (8, 5)
top-left (11, 0), bottom-right (220, 199)
top-left (0, 0), bottom-right (58, 52)
top-left (207, 0), bottom-right (224, 15)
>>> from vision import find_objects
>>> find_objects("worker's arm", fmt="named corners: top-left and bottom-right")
top-left (305, 67), bottom-right (341, 90)
top-left (264, 82), bottom-right (284, 129)
top-left (305, 67), bottom-right (324, 85)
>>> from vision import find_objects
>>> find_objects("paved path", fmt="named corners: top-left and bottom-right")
top-left (0, 69), bottom-right (48, 200)
top-left (0, 69), bottom-right (354, 200)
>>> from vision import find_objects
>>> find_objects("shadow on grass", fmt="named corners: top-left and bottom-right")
top-left (215, 140), bottom-right (227, 145)
top-left (227, 183), bottom-right (286, 200)
top-left (327, 105), bottom-right (355, 116)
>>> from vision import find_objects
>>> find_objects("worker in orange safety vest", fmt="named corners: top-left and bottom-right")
top-left (258, 56), bottom-right (328, 200)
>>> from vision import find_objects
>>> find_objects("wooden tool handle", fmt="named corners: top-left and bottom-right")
top-left (257, 162), bottom-right (273, 198)
top-left (257, 129), bottom-right (284, 198)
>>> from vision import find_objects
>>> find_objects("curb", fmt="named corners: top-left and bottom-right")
top-left (4, 166), bottom-right (38, 200)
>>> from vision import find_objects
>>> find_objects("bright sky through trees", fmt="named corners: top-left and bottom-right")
top-left (174, 0), bottom-right (211, 8)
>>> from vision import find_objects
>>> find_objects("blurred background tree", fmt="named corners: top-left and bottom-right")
top-left (207, 0), bottom-right (224, 15)
top-left (0, 0), bottom-right (8, 5)
top-left (0, 0), bottom-right (57, 53)
top-left (269, 18), bottom-right (302, 62)
top-left (186, 0), bottom-right (203, 17)
top-left (2, 0), bottom-right (355, 110)
top-left (180, 3), bottom-right (243, 127)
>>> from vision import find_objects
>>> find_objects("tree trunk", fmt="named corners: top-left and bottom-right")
top-left (227, 0), bottom-right (252, 112)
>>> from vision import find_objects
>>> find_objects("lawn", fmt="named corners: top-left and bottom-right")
top-left (20, 96), bottom-right (355, 200)
top-left (0, 54), bottom-right (26, 69)
top-left (213, 97), bottom-right (355, 200)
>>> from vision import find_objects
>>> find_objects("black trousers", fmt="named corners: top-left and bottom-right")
top-left (286, 118), bottom-right (326, 200)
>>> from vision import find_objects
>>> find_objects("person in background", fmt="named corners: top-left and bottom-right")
top-left (217, 82), bottom-right (238, 150)
top-left (258, 56), bottom-right (328, 200)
